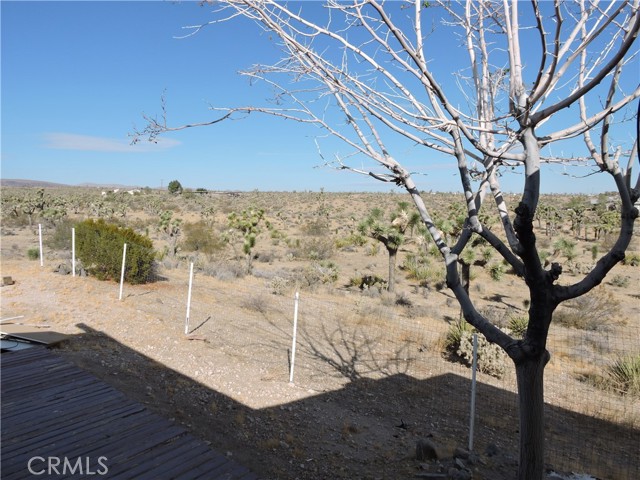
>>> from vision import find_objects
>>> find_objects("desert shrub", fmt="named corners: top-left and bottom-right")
top-left (269, 276), bottom-right (290, 295)
top-left (3, 214), bottom-right (30, 228)
top-left (610, 274), bottom-right (630, 288)
top-left (302, 219), bottom-right (329, 236)
top-left (444, 320), bottom-right (508, 378)
top-left (622, 252), bottom-right (640, 266)
top-left (427, 244), bottom-right (440, 258)
top-left (380, 291), bottom-right (412, 307)
top-left (296, 261), bottom-right (339, 289)
top-left (182, 221), bottom-right (225, 255)
top-left (604, 354), bottom-right (640, 396)
top-left (508, 315), bottom-right (529, 339)
top-left (457, 330), bottom-right (508, 378)
top-left (27, 248), bottom-right (40, 260)
top-left (478, 305), bottom-right (510, 328)
top-left (394, 292), bottom-right (413, 307)
top-left (444, 320), bottom-right (474, 353)
top-left (349, 274), bottom-right (387, 291)
top-left (75, 219), bottom-right (155, 284)
top-left (402, 253), bottom-right (444, 287)
top-left (46, 218), bottom-right (75, 251)
top-left (538, 250), bottom-right (551, 264)
top-left (241, 294), bottom-right (269, 314)
top-left (553, 237), bottom-right (577, 261)
top-left (489, 262), bottom-right (506, 281)
top-left (269, 228), bottom-right (287, 245)
top-left (255, 250), bottom-right (277, 263)
top-left (402, 253), bottom-right (430, 280)
top-left (201, 260), bottom-right (246, 281)
top-left (335, 233), bottom-right (367, 249)
top-left (554, 286), bottom-right (622, 331)
top-left (365, 243), bottom-right (380, 256)
top-left (289, 238), bottom-right (335, 260)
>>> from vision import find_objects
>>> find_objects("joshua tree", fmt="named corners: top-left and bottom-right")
top-left (134, 2), bottom-right (640, 478)
top-left (227, 207), bottom-right (265, 273)
top-left (359, 202), bottom-right (420, 292)
top-left (20, 188), bottom-right (48, 227)
top-left (158, 210), bottom-right (182, 257)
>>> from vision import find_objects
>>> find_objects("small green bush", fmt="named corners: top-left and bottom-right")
top-left (27, 248), bottom-right (40, 260)
top-left (622, 252), bottom-right (640, 266)
top-left (75, 219), bottom-right (155, 284)
top-left (402, 253), bottom-right (444, 286)
top-left (489, 262), bottom-right (506, 281)
top-left (335, 233), bottom-right (367, 249)
top-left (553, 237), bottom-right (577, 261)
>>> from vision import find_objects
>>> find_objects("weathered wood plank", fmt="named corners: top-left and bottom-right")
top-left (1, 348), bottom-right (259, 480)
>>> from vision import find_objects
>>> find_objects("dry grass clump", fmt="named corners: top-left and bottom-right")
top-left (240, 294), bottom-right (270, 314)
top-left (201, 260), bottom-right (246, 280)
top-left (287, 237), bottom-right (335, 261)
top-left (554, 286), bottom-right (623, 331)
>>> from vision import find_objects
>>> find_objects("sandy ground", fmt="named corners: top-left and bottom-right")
top-left (1, 251), bottom-right (638, 479)
top-left (1, 189), bottom-right (638, 479)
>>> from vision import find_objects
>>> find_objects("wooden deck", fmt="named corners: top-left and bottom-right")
top-left (1, 347), bottom-right (259, 479)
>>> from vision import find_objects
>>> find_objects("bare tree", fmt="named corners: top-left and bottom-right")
top-left (133, 2), bottom-right (640, 479)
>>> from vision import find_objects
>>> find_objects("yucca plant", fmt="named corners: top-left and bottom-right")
top-left (606, 355), bottom-right (640, 396)
top-left (508, 316), bottom-right (529, 339)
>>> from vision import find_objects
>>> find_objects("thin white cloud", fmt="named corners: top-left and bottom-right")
top-left (43, 132), bottom-right (180, 153)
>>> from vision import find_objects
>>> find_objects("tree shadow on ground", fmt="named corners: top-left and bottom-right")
top-left (46, 323), bottom-right (640, 480)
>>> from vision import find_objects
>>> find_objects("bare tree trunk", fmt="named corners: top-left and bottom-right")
top-left (461, 261), bottom-right (470, 295)
top-left (387, 248), bottom-right (397, 293)
top-left (246, 252), bottom-right (253, 274)
top-left (515, 350), bottom-right (550, 480)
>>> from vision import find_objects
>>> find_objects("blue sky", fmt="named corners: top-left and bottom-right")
top-left (1, 1), bottom-right (637, 193)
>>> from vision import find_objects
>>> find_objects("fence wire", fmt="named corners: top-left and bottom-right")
top-left (20, 226), bottom-right (640, 479)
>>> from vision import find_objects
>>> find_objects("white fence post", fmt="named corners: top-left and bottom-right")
top-left (71, 227), bottom-right (76, 277)
top-left (118, 243), bottom-right (127, 301)
top-left (185, 262), bottom-right (194, 335)
top-left (289, 291), bottom-right (300, 384)
top-left (468, 333), bottom-right (478, 452)
top-left (38, 224), bottom-right (44, 267)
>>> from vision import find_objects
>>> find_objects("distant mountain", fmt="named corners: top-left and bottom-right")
top-left (1, 179), bottom-right (141, 189)
top-left (0, 179), bottom-right (71, 188)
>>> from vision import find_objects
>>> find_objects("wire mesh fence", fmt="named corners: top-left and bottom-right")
top-left (11, 224), bottom-right (640, 479)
